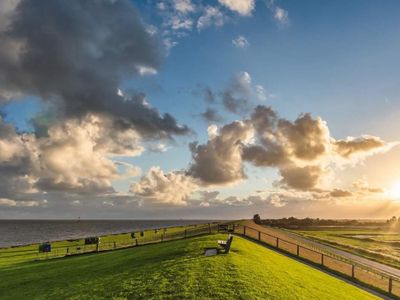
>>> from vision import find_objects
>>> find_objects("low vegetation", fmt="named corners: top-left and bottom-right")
top-left (254, 216), bottom-right (386, 228)
top-left (0, 234), bottom-right (378, 299)
top-left (291, 228), bottom-right (400, 268)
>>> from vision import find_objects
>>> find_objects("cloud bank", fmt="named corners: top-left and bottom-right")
top-left (0, 0), bottom-right (188, 138)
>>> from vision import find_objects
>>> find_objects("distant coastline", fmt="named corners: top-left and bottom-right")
top-left (0, 219), bottom-right (226, 248)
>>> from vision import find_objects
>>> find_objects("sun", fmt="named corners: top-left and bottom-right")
top-left (388, 181), bottom-right (400, 199)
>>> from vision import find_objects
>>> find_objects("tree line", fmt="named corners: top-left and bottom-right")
top-left (252, 214), bottom-right (387, 228)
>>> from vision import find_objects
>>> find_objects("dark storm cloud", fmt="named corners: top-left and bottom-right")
top-left (222, 91), bottom-right (249, 114)
top-left (329, 189), bottom-right (352, 197)
top-left (203, 87), bottom-right (216, 103)
top-left (0, 0), bottom-right (188, 137)
top-left (191, 85), bottom-right (216, 103)
top-left (250, 105), bottom-right (277, 133)
top-left (200, 107), bottom-right (223, 123)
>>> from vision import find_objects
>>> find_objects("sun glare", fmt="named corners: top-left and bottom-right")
top-left (388, 181), bottom-right (400, 199)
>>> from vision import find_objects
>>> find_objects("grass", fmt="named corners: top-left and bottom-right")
top-left (0, 234), bottom-right (379, 299)
top-left (0, 223), bottom-right (214, 267)
top-left (289, 227), bottom-right (400, 268)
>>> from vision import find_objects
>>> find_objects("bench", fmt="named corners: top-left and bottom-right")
top-left (218, 234), bottom-right (233, 253)
top-left (204, 234), bottom-right (233, 256)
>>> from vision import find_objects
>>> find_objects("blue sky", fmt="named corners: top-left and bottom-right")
top-left (1, 0), bottom-right (400, 218)
top-left (6, 0), bottom-right (400, 144)
top-left (124, 0), bottom-right (400, 198)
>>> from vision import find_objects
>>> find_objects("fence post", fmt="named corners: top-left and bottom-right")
top-left (389, 278), bottom-right (393, 294)
top-left (351, 265), bottom-right (355, 278)
top-left (276, 238), bottom-right (279, 248)
top-left (243, 226), bottom-right (246, 236)
top-left (321, 254), bottom-right (324, 266)
top-left (258, 231), bottom-right (261, 241)
top-left (66, 247), bottom-right (69, 255)
top-left (96, 243), bottom-right (99, 252)
top-left (184, 229), bottom-right (187, 238)
top-left (113, 241), bottom-right (116, 249)
top-left (296, 245), bottom-right (299, 256)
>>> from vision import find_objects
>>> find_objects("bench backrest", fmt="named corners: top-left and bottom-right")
top-left (224, 235), bottom-right (233, 253)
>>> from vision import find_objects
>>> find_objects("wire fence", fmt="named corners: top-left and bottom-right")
top-left (232, 224), bottom-right (400, 298)
top-left (0, 223), bottom-right (220, 265)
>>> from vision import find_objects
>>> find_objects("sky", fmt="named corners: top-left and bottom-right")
top-left (1, 0), bottom-right (400, 219)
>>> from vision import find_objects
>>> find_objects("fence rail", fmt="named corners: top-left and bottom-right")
top-left (233, 224), bottom-right (400, 298)
top-left (0, 223), bottom-right (220, 265)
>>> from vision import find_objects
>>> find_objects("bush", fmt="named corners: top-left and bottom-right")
top-left (253, 214), bottom-right (261, 224)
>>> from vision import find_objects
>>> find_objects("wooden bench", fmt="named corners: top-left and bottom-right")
top-left (218, 234), bottom-right (233, 253)
top-left (204, 234), bottom-right (233, 256)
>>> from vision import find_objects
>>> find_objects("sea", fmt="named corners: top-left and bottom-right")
top-left (0, 219), bottom-right (219, 248)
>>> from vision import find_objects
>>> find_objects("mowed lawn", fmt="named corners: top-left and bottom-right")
top-left (0, 234), bottom-right (378, 300)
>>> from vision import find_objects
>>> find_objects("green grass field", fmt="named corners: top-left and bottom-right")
top-left (0, 234), bottom-right (378, 299)
top-left (290, 227), bottom-right (400, 268)
top-left (0, 223), bottom-right (214, 267)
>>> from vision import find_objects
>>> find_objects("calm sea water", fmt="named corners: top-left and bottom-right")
top-left (0, 220), bottom-right (218, 248)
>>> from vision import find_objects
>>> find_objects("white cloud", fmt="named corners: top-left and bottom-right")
top-left (157, 2), bottom-right (166, 11)
top-left (234, 71), bottom-right (252, 94)
top-left (269, 194), bottom-right (286, 207)
top-left (207, 124), bottom-right (219, 139)
top-left (131, 167), bottom-right (198, 205)
top-left (218, 0), bottom-right (255, 16)
top-left (0, 0), bottom-right (20, 33)
top-left (145, 24), bottom-right (158, 36)
top-left (149, 143), bottom-right (169, 153)
top-left (189, 120), bottom-right (254, 185)
top-left (163, 38), bottom-right (178, 52)
top-left (199, 201), bottom-right (210, 207)
top-left (255, 85), bottom-right (267, 101)
top-left (232, 35), bottom-right (249, 48)
top-left (169, 15), bottom-right (193, 31)
top-left (0, 114), bottom-right (144, 196)
top-left (274, 7), bottom-right (288, 24)
top-left (197, 6), bottom-right (225, 31)
top-left (173, 0), bottom-right (195, 14)
top-left (136, 65), bottom-right (158, 76)
top-left (0, 198), bottom-right (41, 207)
top-left (103, 200), bottom-right (115, 207)
top-left (266, 0), bottom-right (289, 25)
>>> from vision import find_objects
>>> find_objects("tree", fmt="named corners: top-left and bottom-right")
top-left (253, 214), bottom-right (261, 224)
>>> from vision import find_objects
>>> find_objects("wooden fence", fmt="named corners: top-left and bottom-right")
top-left (232, 224), bottom-right (400, 298)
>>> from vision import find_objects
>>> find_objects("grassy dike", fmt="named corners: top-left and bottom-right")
top-left (0, 223), bottom-right (214, 267)
top-left (0, 234), bottom-right (379, 299)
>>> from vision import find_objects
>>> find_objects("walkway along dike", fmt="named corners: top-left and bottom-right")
top-left (232, 223), bottom-right (400, 299)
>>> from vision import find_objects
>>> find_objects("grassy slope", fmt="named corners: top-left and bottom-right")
top-left (0, 234), bottom-right (378, 300)
top-left (0, 224), bottom-right (211, 267)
